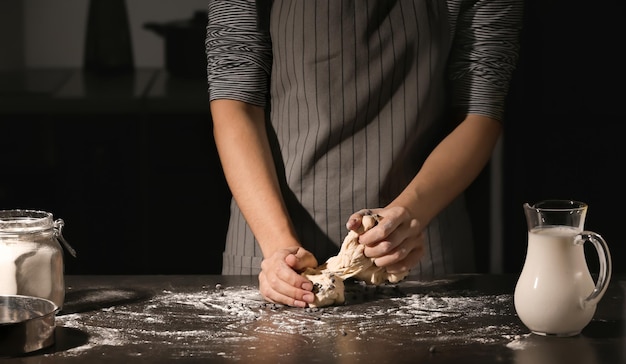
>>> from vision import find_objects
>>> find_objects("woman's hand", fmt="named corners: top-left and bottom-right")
top-left (346, 207), bottom-right (425, 275)
top-left (258, 247), bottom-right (318, 308)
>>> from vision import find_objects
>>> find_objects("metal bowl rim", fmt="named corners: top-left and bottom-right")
top-left (0, 294), bottom-right (59, 326)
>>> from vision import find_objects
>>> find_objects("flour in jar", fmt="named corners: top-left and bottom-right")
top-left (0, 241), bottom-right (59, 302)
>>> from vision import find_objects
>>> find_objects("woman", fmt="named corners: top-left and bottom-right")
top-left (206, 0), bottom-right (523, 307)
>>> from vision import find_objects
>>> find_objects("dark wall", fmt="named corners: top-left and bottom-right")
top-left (2, 1), bottom-right (624, 275)
top-left (501, 0), bottom-right (626, 273)
top-left (0, 112), bottom-right (230, 275)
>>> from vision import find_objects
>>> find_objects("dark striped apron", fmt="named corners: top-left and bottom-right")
top-left (222, 0), bottom-right (475, 277)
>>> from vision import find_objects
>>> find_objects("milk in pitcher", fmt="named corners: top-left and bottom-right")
top-left (514, 226), bottom-right (596, 336)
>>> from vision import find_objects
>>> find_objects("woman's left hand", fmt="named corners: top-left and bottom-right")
top-left (346, 206), bottom-right (425, 275)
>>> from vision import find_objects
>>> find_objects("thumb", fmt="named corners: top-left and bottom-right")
top-left (286, 247), bottom-right (318, 271)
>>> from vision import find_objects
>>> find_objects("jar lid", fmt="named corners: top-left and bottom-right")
top-left (0, 210), bottom-right (54, 234)
top-left (0, 210), bottom-right (76, 257)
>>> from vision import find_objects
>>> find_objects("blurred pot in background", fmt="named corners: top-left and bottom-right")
top-left (144, 11), bottom-right (208, 79)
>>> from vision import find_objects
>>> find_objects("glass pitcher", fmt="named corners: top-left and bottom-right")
top-left (514, 200), bottom-right (612, 336)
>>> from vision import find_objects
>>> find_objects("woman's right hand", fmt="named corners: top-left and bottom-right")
top-left (258, 247), bottom-right (318, 308)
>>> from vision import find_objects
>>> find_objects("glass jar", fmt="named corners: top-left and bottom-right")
top-left (0, 210), bottom-right (75, 309)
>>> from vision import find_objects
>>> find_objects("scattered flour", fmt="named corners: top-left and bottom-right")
top-left (505, 334), bottom-right (533, 350)
top-left (54, 280), bottom-right (528, 359)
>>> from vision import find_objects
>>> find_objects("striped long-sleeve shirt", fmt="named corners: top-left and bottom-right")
top-left (206, 0), bottom-right (523, 276)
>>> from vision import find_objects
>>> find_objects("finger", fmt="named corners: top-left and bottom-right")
top-left (345, 208), bottom-right (381, 230)
top-left (362, 219), bottom-right (406, 257)
top-left (371, 241), bottom-right (414, 267)
top-left (279, 257), bottom-right (315, 291)
top-left (363, 213), bottom-right (420, 250)
top-left (261, 257), bottom-right (316, 299)
top-left (385, 244), bottom-right (425, 274)
top-left (259, 271), bottom-right (315, 307)
top-left (286, 248), bottom-right (318, 272)
top-left (358, 214), bottom-right (399, 246)
top-left (262, 287), bottom-right (311, 307)
top-left (367, 225), bottom-right (424, 266)
top-left (363, 239), bottom-right (396, 258)
top-left (259, 254), bottom-right (315, 307)
top-left (345, 212), bottom-right (364, 230)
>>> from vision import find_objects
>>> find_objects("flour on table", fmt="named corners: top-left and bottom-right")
top-left (56, 280), bottom-right (526, 360)
top-left (303, 213), bottom-right (409, 307)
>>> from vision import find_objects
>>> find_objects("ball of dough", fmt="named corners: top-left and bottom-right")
top-left (301, 212), bottom-right (408, 308)
top-left (301, 267), bottom-right (345, 308)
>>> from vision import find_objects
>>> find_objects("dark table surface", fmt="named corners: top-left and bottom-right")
top-left (2, 274), bottom-right (624, 363)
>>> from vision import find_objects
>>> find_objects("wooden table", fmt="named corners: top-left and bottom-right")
top-left (2, 274), bottom-right (624, 363)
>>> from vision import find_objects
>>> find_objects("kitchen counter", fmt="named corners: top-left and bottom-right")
top-left (2, 274), bottom-right (624, 363)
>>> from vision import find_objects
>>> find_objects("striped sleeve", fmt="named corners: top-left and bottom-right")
top-left (447, 0), bottom-right (524, 121)
top-left (206, 0), bottom-right (272, 106)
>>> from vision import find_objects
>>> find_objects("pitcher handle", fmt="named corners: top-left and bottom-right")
top-left (578, 231), bottom-right (612, 307)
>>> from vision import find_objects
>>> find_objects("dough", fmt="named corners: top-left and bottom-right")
top-left (302, 213), bottom-right (409, 307)
top-left (301, 268), bottom-right (345, 307)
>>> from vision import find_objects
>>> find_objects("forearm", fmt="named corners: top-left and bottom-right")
top-left (210, 99), bottom-right (300, 258)
top-left (390, 114), bottom-right (502, 226)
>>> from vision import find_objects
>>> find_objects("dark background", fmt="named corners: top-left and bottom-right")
top-left (1, 1), bottom-right (624, 275)
top-left (500, 0), bottom-right (625, 274)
